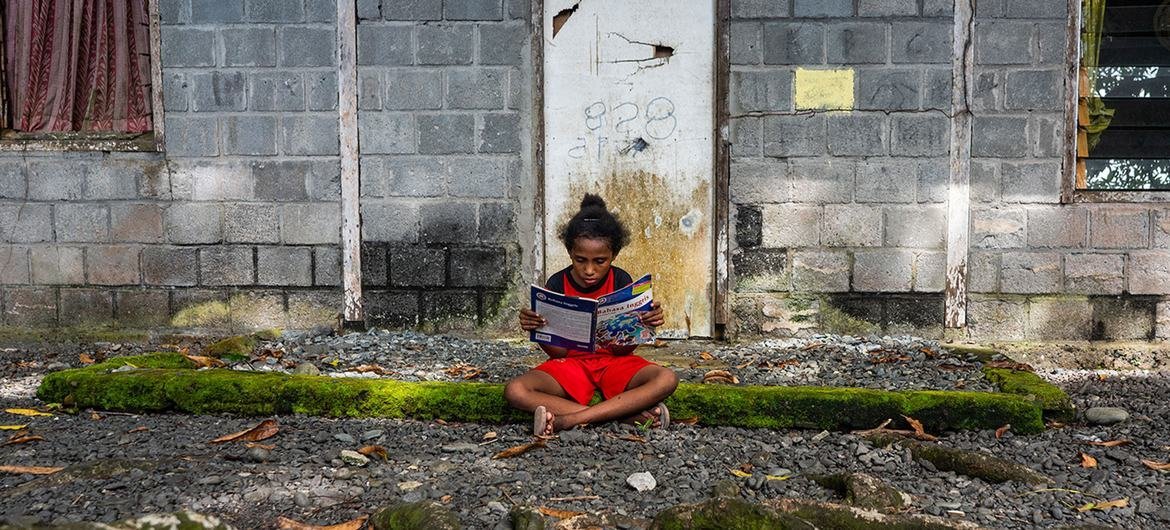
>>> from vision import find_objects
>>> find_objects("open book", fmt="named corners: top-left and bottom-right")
top-left (529, 274), bottom-right (655, 351)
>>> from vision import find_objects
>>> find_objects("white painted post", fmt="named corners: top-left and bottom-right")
top-left (945, 0), bottom-right (975, 328)
top-left (338, 0), bottom-right (363, 323)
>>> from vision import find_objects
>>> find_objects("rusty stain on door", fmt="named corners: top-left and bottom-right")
top-left (543, 0), bottom-right (716, 338)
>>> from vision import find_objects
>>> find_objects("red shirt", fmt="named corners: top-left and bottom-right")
top-left (545, 266), bottom-right (632, 357)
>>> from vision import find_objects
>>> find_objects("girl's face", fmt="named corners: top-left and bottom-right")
top-left (568, 237), bottom-right (615, 289)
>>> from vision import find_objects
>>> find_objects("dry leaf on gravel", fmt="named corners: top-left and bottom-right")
top-left (3, 434), bottom-right (43, 446)
top-left (353, 364), bottom-right (389, 375)
top-left (729, 469), bottom-right (752, 478)
top-left (611, 434), bottom-right (646, 444)
top-left (1141, 460), bottom-right (1170, 471)
top-left (698, 351), bottom-right (715, 361)
top-left (675, 416), bottom-right (700, 425)
top-left (985, 360), bottom-right (1034, 372)
top-left (358, 445), bottom-right (389, 460)
top-left (538, 507), bottom-right (584, 519)
top-left (0, 425), bottom-right (28, 431)
top-left (127, 426), bottom-right (148, 434)
top-left (4, 408), bottom-right (52, 417)
top-left (0, 465), bottom-right (64, 475)
top-left (1076, 498), bottom-right (1128, 512)
top-left (492, 439), bottom-right (547, 460)
top-left (275, 515), bottom-right (367, 530)
top-left (901, 415), bottom-right (938, 441)
top-left (702, 370), bottom-right (739, 385)
top-left (1087, 439), bottom-right (1131, 447)
top-left (1080, 452), bottom-right (1098, 468)
top-left (482, 431), bottom-right (497, 440)
top-left (184, 354), bottom-right (225, 368)
top-left (79, 353), bottom-right (95, 364)
top-left (995, 424), bottom-right (1011, 439)
top-left (209, 419), bottom-right (279, 444)
top-left (90, 411), bottom-right (102, 420)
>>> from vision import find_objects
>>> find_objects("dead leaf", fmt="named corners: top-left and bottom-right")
top-left (4, 408), bottom-right (52, 417)
top-left (0, 424), bottom-right (28, 431)
top-left (1087, 439), bottom-right (1131, 447)
top-left (492, 439), bottom-right (547, 460)
top-left (275, 515), bottom-right (368, 530)
top-left (1080, 452), bottom-right (1098, 468)
top-left (729, 469), bottom-right (752, 478)
top-left (616, 434), bottom-right (646, 443)
top-left (2, 434), bottom-right (43, 446)
top-left (871, 354), bottom-right (910, 364)
top-left (937, 363), bottom-right (972, 371)
top-left (1076, 498), bottom-right (1128, 512)
top-left (246, 442), bottom-right (275, 450)
top-left (651, 340), bottom-right (668, 348)
top-left (853, 418), bottom-right (938, 442)
top-left (801, 342), bottom-right (823, 351)
top-left (358, 445), bottom-right (389, 461)
top-left (184, 354), bottom-right (226, 368)
top-left (79, 353), bottom-right (95, 364)
top-left (1141, 460), bottom-right (1170, 471)
top-left (985, 360), bottom-right (1034, 372)
top-left (353, 364), bottom-right (388, 374)
top-left (209, 419), bottom-right (279, 444)
top-left (127, 426), bottom-right (148, 434)
top-left (482, 431), bottom-right (497, 440)
top-left (920, 347), bottom-right (938, 358)
top-left (89, 411), bottom-right (102, 420)
top-left (0, 465), bottom-right (63, 475)
top-left (995, 424), bottom-right (1011, 439)
top-left (702, 370), bottom-right (739, 385)
top-left (675, 416), bottom-right (700, 426)
top-left (538, 506), bottom-right (584, 520)
top-left (440, 494), bottom-right (453, 504)
top-left (698, 351), bottom-right (715, 361)
top-left (738, 462), bottom-right (753, 473)
top-left (901, 415), bottom-right (934, 440)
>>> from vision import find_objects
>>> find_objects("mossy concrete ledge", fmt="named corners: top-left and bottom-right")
top-left (38, 354), bottom-right (1044, 434)
top-left (982, 367), bottom-right (1074, 422)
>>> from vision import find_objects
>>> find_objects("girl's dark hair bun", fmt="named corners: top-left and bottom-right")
top-left (580, 193), bottom-right (607, 211)
top-left (560, 193), bottom-right (630, 254)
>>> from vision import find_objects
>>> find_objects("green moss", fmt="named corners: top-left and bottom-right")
top-left (774, 500), bottom-right (970, 530)
top-left (984, 367), bottom-right (1074, 422)
top-left (368, 501), bottom-right (461, 530)
top-left (0, 326), bottom-right (149, 345)
top-left (651, 498), bottom-right (806, 530)
top-left (170, 300), bottom-right (231, 328)
top-left (204, 335), bottom-right (257, 358)
top-left (942, 343), bottom-right (999, 361)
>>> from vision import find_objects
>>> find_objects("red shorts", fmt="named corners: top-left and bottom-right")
top-left (534, 354), bottom-right (653, 406)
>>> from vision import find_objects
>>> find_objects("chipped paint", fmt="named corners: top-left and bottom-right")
top-left (794, 68), bottom-right (855, 111)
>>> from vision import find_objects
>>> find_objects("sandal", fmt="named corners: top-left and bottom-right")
top-left (656, 402), bottom-right (670, 429)
top-left (533, 405), bottom-right (548, 436)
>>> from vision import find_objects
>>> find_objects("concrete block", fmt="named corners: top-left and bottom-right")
top-left (158, 0), bottom-right (184, 24)
top-left (506, 0), bottom-right (529, 19)
top-left (1090, 209), bottom-right (1150, 249)
top-left (0, 162), bottom-right (25, 199)
top-left (730, 22), bottom-right (762, 65)
top-left (191, 0), bottom-right (241, 22)
top-left (763, 114), bottom-right (825, 157)
top-left (826, 22), bottom-right (887, 64)
top-left (362, 245), bottom-right (389, 286)
top-left (1004, 0), bottom-right (1067, 19)
top-left (1027, 298), bottom-right (1092, 341)
top-left (249, 72), bottom-right (304, 111)
top-left (970, 160), bottom-right (1000, 202)
top-left (479, 113), bottom-right (521, 153)
top-left (892, 22), bottom-right (951, 63)
top-left (357, 0), bottom-right (380, 19)
top-left (85, 163), bottom-right (142, 200)
top-left (972, 116), bottom-right (1028, 158)
top-left (314, 247), bottom-right (342, 286)
top-left (1127, 251), bottom-right (1170, 295)
top-left (0, 247), bottom-right (29, 285)
top-left (791, 250), bottom-right (849, 292)
top-left (306, 72), bottom-right (339, 111)
top-left (794, 0), bottom-right (851, 17)
top-left (165, 203), bottom-right (222, 244)
top-left (1036, 22), bottom-right (1066, 64)
top-left (1001, 161), bottom-right (1061, 203)
top-left (763, 23), bottom-right (823, 65)
top-left (420, 202), bottom-right (478, 244)
top-left (0, 204), bottom-right (52, 243)
top-left (416, 25), bottom-right (475, 65)
top-left (56, 203), bottom-right (109, 243)
top-left (731, 159), bottom-right (791, 204)
top-left (971, 206), bottom-right (1026, 249)
top-left (284, 115), bottom-right (341, 156)
top-left (1090, 297), bottom-right (1155, 341)
top-left (479, 201), bottom-right (516, 242)
top-left (170, 161), bottom-right (255, 201)
top-left (731, 70), bottom-right (793, 113)
top-left (365, 290), bottom-right (421, 328)
top-left (1005, 70), bottom-right (1062, 110)
top-left (884, 206), bottom-right (945, 249)
top-left (448, 157), bottom-right (512, 198)
top-left (855, 159), bottom-right (915, 203)
top-left (822, 204), bottom-right (881, 247)
top-left (223, 28), bottom-right (275, 67)
top-left (361, 201), bottom-right (420, 243)
top-left (110, 203), bottom-right (164, 243)
top-left (253, 161), bottom-right (309, 202)
top-left (788, 159), bottom-right (853, 203)
top-left (733, 0), bottom-right (790, 17)
top-left (891, 114), bottom-right (948, 156)
top-left (827, 114), bottom-right (886, 156)
top-left (223, 203), bottom-right (280, 243)
top-left (916, 159), bottom-right (948, 203)
top-left (922, 68), bottom-right (952, 111)
top-left (279, 27), bottom-right (335, 67)
top-left (1027, 206), bottom-right (1086, 248)
top-left (1155, 209), bottom-right (1170, 248)
top-left (385, 0), bottom-right (442, 20)
top-left (967, 297), bottom-right (1026, 340)
top-left (28, 161), bottom-right (84, 200)
top-left (1030, 114), bottom-right (1063, 158)
top-left (1001, 252), bottom-right (1061, 294)
top-left (305, 159), bottom-right (341, 202)
top-left (857, 69), bottom-right (920, 111)
top-left (479, 23), bottom-right (525, 65)
top-left (142, 246), bottom-right (198, 286)
top-left (389, 246), bottom-right (446, 287)
top-left (29, 247), bottom-right (83, 285)
top-left (223, 115), bottom-right (278, 156)
top-left (2, 287), bottom-right (58, 327)
top-left (450, 247), bottom-right (507, 287)
top-left (160, 28), bottom-right (215, 67)
top-left (229, 290), bottom-right (286, 332)
top-left (761, 204), bottom-right (821, 247)
top-left (967, 251), bottom-right (1000, 293)
top-left (305, 0), bottom-right (337, 21)
top-left (247, 0), bottom-right (304, 21)
top-left (362, 157), bottom-right (440, 197)
top-left (733, 248), bottom-right (789, 292)
top-left (281, 203), bottom-right (341, 245)
top-left (1158, 301), bottom-right (1170, 341)
top-left (192, 72), bottom-right (247, 113)
top-left (853, 249), bottom-right (914, 292)
top-left (384, 69), bottom-right (443, 110)
top-left (357, 25), bottom-right (412, 66)
top-left (730, 117), bottom-right (763, 157)
top-left (60, 288), bottom-right (113, 324)
top-left (199, 247), bottom-right (253, 286)
top-left (357, 113), bottom-right (415, 155)
top-left (418, 114), bottom-right (475, 154)
top-left (970, 71), bottom-right (1000, 112)
top-left (445, 0), bottom-right (501, 20)
top-left (859, 0), bottom-right (916, 16)
top-left (735, 204), bottom-right (763, 248)
top-left (976, 21), bottom-right (1032, 65)
top-left (422, 290), bottom-right (479, 328)
top-left (164, 116), bottom-right (219, 157)
top-left (257, 247), bottom-right (312, 286)
top-left (447, 68), bottom-right (506, 109)
top-left (913, 251), bottom-right (946, 292)
top-left (88, 245), bottom-right (141, 286)
top-left (1064, 253), bottom-right (1124, 295)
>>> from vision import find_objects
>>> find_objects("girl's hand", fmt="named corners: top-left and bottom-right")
top-left (640, 301), bottom-right (665, 328)
top-left (519, 308), bottom-right (546, 331)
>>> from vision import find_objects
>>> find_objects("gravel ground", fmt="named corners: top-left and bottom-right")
top-left (1, 332), bottom-right (1167, 529)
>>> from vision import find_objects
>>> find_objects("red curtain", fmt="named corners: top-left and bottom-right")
top-left (4, 0), bottom-right (153, 133)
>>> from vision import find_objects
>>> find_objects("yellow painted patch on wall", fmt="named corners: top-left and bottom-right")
top-left (794, 68), bottom-right (855, 110)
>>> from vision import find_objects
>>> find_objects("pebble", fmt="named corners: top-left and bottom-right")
top-left (361, 430), bottom-right (384, 441)
top-left (441, 443), bottom-right (481, 453)
top-left (333, 433), bottom-right (356, 444)
top-left (293, 363), bottom-right (320, 376)
top-left (245, 447), bottom-right (271, 463)
top-left (338, 450), bottom-right (369, 467)
top-left (1084, 407), bottom-right (1129, 425)
top-left (627, 472), bottom-right (657, 492)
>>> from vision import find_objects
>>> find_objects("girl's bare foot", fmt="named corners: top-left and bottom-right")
top-left (624, 405), bottom-right (664, 428)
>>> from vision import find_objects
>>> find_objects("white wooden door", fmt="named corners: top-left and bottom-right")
top-left (543, 0), bottom-right (716, 337)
